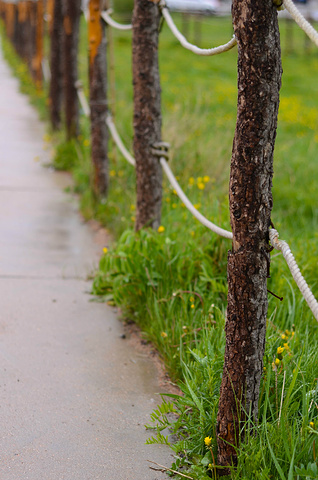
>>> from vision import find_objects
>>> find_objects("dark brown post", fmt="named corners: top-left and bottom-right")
top-left (34, 0), bottom-right (44, 87)
top-left (49, 0), bottom-right (64, 130)
top-left (88, 0), bottom-right (109, 197)
top-left (216, 0), bottom-right (282, 473)
top-left (132, 0), bottom-right (163, 231)
top-left (63, 0), bottom-right (81, 139)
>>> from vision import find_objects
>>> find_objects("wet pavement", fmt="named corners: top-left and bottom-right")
top-left (0, 45), bottom-right (171, 479)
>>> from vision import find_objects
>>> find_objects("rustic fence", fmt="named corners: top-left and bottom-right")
top-left (0, 0), bottom-right (317, 321)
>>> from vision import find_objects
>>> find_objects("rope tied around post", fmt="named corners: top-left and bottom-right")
top-left (270, 228), bottom-right (318, 321)
top-left (151, 141), bottom-right (170, 160)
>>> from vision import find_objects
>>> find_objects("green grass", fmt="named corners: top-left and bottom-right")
top-left (2, 12), bottom-right (317, 479)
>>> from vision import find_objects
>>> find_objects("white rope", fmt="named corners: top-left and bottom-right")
top-left (101, 9), bottom-right (132, 31)
top-left (283, 0), bottom-right (318, 47)
top-left (270, 229), bottom-right (318, 321)
top-left (106, 115), bottom-right (232, 239)
top-left (160, 5), bottom-right (237, 56)
top-left (160, 158), bottom-right (233, 239)
top-left (105, 116), bottom-right (136, 166)
top-left (75, 81), bottom-right (91, 118)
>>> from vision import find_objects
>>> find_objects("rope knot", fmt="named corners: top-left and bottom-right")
top-left (151, 141), bottom-right (170, 160)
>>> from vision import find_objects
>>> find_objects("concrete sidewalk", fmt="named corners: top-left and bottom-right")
top-left (0, 46), bottom-right (171, 479)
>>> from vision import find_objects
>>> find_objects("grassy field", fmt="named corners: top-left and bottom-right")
top-left (2, 11), bottom-right (318, 479)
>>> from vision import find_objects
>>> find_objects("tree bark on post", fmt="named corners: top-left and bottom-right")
top-left (63, 0), bottom-right (81, 139)
top-left (34, 0), bottom-right (44, 88)
top-left (88, 0), bottom-right (109, 198)
top-left (216, 0), bottom-right (282, 473)
top-left (132, 0), bottom-right (163, 231)
top-left (49, 0), bottom-right (63, 130)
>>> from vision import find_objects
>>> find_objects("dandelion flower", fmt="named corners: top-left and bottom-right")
top-left (310, 421), bottom-right (315, 428)
top-left (83, 139), bottom-right (90, 147)
top-left (277, 346), bottom-right (284, 355)
top-left (203, 175), bottom-right (210, 183)
top-left (103, 247), bottom-right (108, 254)
top-left (204, 436), bottom-right (212, 447)
top-left (189, 177), bottom-right (195, 185)
top-left (197, 182), bottom-right (205, 190)
top-left (110, 170), bottom-right (116, 177)
top-left (275, 358), bottom-right (280, 366)
top-left (157, 225), bottom-right (165, 233)
top-left (191, 304), bottom-right (195, 309)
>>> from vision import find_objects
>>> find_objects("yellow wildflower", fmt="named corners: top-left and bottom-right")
top-left (190, 296), bottom-right (194, 302)
top-left (197, 177), bottom-right (203, 183)
top-left (203, 175), bottom-right (210, 183)
top-left (194, 203), bottom-right (201, 209)
top-left (189, 177), bottom-right (195, 185)
top-left (173, 189), bottom-right (177, 195)
top-left (283, 343), bottom-right (290, 350)
top-left (190, 231), bottom-right (195, 237)
top-left (197, 182), bottom-right (205, 190)
top-left (130, 204), bottom-right (135, 211)
top-left (118, 170), bottom-right (124, 177)
top-left (275, 358), bottom-right (280, 366)
top-left (83, 139), bottom-right (90, 147)
top-left (166, 197), bottom-right (171, 203)
top-left (103, 247), bottom-right (108, 254)
top-left (110, 170), bottom-right (116, 177)
top-left (204, 436), bottom-right (212, 447)
top-left (191, 304), bottom-right (195, 309)
top-left (277, 346), bottom-right (284, 355)
top-left (158, 225), bottom-right (165, 233)
top-left (281, 334), bottom-right (286, 340)
top-left (310, 421), bottom-right (315, 428)
top-left (172, 203), bottom-right (177, 209)
top-left (131, 216), bottom-right (135, 222)
top-left (161, 332), bottom-right (167, 338)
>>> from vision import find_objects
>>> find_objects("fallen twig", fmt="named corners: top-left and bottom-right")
top-left (147, 460), bottom-right (194, 479)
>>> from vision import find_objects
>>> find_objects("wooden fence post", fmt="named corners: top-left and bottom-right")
top-left (132, 0), bottom-right (163, 231)
top-left (88, 0), bottom-right (109, 197)
top-left (49, 0), bottom-right (64, 130)
top-left (63, 0), bottom-right (81, 139)
top-left (35, 0), bottom-right (44, 87)
top-left (216, 0), bottom-right (282, 473)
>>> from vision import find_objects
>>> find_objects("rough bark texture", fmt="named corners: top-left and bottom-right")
top-left (63, 0), bottom-right (81, 139)
top-left (132, 0), bottom-right (162, 231)
top-left (216, 0), bottom-right (282, 473)
top-left (49, 0), bottom-right (64, 130)
top-left (89, 0), bottom-right (109, 197)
